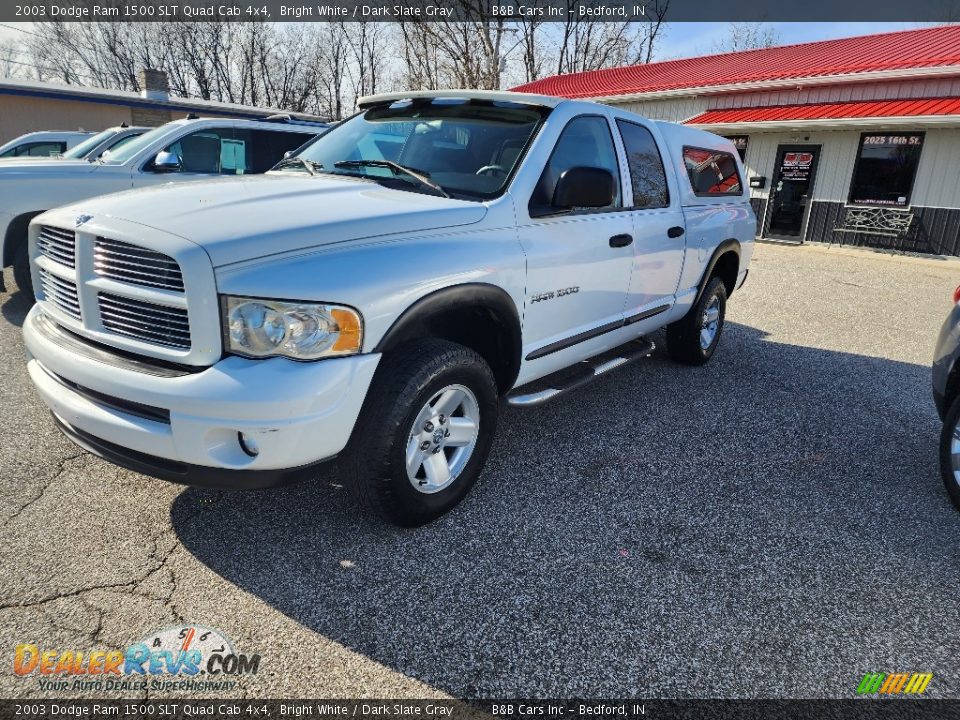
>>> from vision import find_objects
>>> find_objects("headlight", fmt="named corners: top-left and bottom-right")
top-left (223, 296), bottom-right (362, 360)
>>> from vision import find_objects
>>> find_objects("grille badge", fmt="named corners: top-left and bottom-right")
top-left (75, 213), bottom-right (93, 227)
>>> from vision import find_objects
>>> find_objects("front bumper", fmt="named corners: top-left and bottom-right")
top-left (24, 306), bottom-right (380, 487)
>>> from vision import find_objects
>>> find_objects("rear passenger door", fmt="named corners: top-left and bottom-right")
top-left (616, 119), bottom-right (686, 320)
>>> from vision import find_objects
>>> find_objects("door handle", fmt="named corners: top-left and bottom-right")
top-left (668, 226), bottom-right (685, 238)
top-left (609, 233), bottom-right (633, 248)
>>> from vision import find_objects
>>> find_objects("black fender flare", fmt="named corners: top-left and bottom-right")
top-left (373, 282), bottom-right (523, 390)
top-left (694, 239), bottom-right (741, 304)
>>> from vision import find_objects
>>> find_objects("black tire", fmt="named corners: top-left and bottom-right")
top-left (666, 275), bottom-right (728, 366)
top-left (12, 240), bottom-right (33, 298)
top-left (939, 394), bottom-right (960, 512)
top-left (342, 339), bottom-right (499, 527)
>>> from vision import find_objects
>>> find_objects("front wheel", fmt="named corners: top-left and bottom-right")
top-left (12, 241), bottom-right (33, 298)
top-left (666, 276), bottom-right (728, 366)
top-left (342, 339), bottom-right (499, 527)
top-left (938, 395), bottom-right (960, 512)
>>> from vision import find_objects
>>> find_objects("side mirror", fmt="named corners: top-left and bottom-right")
top-left (552, 166), bottom-right (615, 209)
top-left (283, 150), bottom-right (293, 159)
top-left (152, 150), bottom-right (181, 173)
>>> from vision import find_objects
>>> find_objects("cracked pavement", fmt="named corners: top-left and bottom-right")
top-left (1, 242), bottom-right (959, 699)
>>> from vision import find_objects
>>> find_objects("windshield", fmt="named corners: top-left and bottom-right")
top-left (63, 130), bottom-right (116, 159)
top-left (99, 124), bottom-right (175, 165)
top-left (280, 99), bottom-right (548, 199)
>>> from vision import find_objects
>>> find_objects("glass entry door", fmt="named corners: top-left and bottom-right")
top-left (764, 145), bottom-right (820, 242)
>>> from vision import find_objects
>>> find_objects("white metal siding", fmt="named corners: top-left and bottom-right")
top-left (721, 130), bottom-right (860, 203)
top-left (611, 96), bottom-right (709, 123)
top-left (606, 78), bottom-right (960, 120)
top-left (911, 129), bottom-right (960, 207)
top-left (604, 78), bottom-right (960, 212)
top-left (739, 128), bottom-right (960, 207)
top-left (708, 78), bottom-right (960, 110)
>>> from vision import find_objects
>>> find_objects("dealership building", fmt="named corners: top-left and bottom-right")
top-left (0, 69), bottom-right (324, 145)
top-left (515, 25), bottom-right (960, 256)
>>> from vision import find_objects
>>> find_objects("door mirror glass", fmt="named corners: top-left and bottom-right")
top-left (152, 150), bottom-right (182, 173)
top-left (552, 166), bottom-right (615, 209)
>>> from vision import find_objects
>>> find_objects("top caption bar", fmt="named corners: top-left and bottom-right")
top-left (6, 0), bottom-right (954, 22)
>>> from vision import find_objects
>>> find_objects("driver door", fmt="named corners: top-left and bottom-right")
top-left (516, 115), bottom-right (635, 375)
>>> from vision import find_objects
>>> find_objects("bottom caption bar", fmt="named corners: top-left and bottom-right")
top-left (2, 700), bottom-right (959, 720)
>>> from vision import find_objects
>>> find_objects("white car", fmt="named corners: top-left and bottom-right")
top-left (0, 116), bottom-right (326, 293)
top-left (22, 90), bottom-right (755, 526)
top-left (0, 131), bottom-right (93, 158)
top-left (58, 126), bottom-right (150, 162)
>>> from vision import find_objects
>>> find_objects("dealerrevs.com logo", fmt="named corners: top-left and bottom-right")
top-left (856, 672), bottom-right (933, 695)
top-left (13, 625), bottom-right (261, 692)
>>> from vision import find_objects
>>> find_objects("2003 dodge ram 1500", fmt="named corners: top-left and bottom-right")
top-left (23, 90), bottom-right (755, 526)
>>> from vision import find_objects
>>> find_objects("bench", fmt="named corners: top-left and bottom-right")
top-left (832, 206), bottom-right (914, 247)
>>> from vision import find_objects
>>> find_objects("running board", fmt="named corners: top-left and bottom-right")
top-left (506, 338), bottom-right (655, 407)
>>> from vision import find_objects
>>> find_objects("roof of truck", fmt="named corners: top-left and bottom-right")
top-left (357, 89), bottom-right (569, 109)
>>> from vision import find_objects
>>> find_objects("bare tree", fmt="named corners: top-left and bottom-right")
top-left (344, 23), bottom-right (388, 103)
top-left (515, 2), bottom-right (548, 84)
top-left (398, 22), bottom-right (442, 90)
top-left (0, 39), bottom-right (26, 78)
top-left (555, 3), bottom-right (670, 76)
top-left (711, 23), bottom-right (780, 53)
top-left (395, 1), bottom-right (516, 91)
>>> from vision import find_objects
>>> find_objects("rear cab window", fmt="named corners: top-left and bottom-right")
top-left (683, 146), bottom-right (743, 197)
top-left (616, 119), bottom-right (669, 209)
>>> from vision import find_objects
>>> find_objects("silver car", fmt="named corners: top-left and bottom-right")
top-left (933, 286), bottom-right (960, 509)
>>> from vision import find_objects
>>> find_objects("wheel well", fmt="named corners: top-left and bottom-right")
top-left (375, 285), bottom-right (522, 394)
top-left (711, 248), bottom-right (740, 296)
top-left (3, 211), bottom-right (43, 267)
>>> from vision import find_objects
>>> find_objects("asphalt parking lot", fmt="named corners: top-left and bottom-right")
top-left (2, 241), bottom-right (960, 700)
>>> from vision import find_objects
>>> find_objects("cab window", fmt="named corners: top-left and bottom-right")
top-left (683, 146), bottom-right (743, 196)
top-left (616, 120), bottom-right (669, 209)
top-left (1, 141), bottom-right (66, 158)
top-left (529, 116), bottom-right (621, 216)
top-left (157, 128), bottom-right (312, 175)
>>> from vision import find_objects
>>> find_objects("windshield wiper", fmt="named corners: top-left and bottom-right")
top-left (273, 157), bottom-right (323, 175)
top-left (333, 159), bottom-right (450, 198)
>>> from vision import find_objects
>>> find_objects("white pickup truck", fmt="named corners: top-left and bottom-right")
top-left (0, 116), bottom-right (325, 294)
top-left (22, 90), bottom-right (755, 526)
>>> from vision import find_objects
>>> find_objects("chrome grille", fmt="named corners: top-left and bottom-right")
top-left (98, 293), bottom-right (191, 349)
top-left (37, 226), bottom-right (76, 267)
top-left (94, 237), bottom-right (184, 291)
top-left (38, 268), bottom-right (81, 320)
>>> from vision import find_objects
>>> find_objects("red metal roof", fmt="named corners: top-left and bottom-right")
top-left (512, 26), bottom-right (960, 99)
top-left (686, 97), bottom-right (960, 125)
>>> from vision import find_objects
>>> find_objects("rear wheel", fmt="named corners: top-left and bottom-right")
top-left (343, 339), bottom-right (499, 527)
top-left (667, 276), bottom-right (727, 366)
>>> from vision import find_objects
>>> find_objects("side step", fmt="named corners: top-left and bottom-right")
top-left (506, 337), bottom-right (655, 408)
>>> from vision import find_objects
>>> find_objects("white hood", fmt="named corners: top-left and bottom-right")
top-left (0, 159), bottom-right (99, 175)
top-left (63, 173), bottom-right (488, 267)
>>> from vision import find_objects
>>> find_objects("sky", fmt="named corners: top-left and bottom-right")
top-left (656, 22), bottom-right (934, 59)
top-left (0, 21), bottom-right (938, 63)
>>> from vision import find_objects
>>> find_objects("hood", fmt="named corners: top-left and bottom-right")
top-left (0, 159), bottom-right (98, 174)
top-left (64, 173), bottom-right (489, 267)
